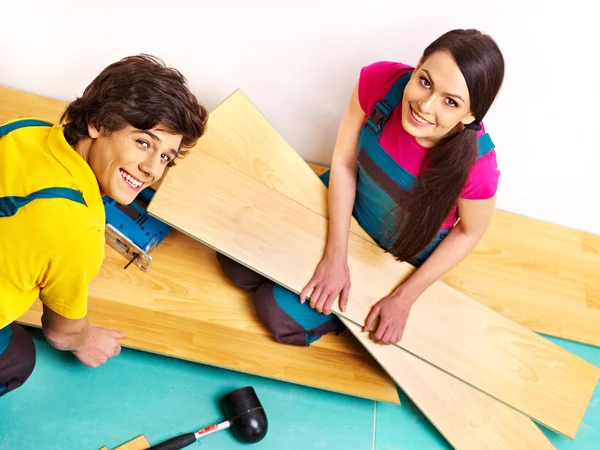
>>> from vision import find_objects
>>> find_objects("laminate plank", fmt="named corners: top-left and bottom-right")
top-left (341, 318), bottom-right (554, 450)
top-left (444, 210), bottom-right (600, 347)
top-left (3, 83), bottom-right (598, 346)
top-left (146, 148), bottom-right (598, 438)
top-left (99, 435), bottom-right (149, 450)
top-left (19, 290), bottom-right (398, 404)
top-left (194, 90), bottom-right (600, 348)
top-left (3, 86), bottom-right (400, 404)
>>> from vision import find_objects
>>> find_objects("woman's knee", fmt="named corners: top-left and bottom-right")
top-left (0, 323), bottom-right (36, 397)
top-left (252, 281), bottom-right (345, 346)
top-left (215, 252), bottom-right (267, 292)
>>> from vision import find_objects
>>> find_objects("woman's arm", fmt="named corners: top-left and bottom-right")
top-left (300, 80), bottom-right (365, 313)
top-left (325, 81), bottom-right (364, 258)
top-left (364, 194), bottom-right (497, 344)
top-left (401, 195), bottom-right (496, 298)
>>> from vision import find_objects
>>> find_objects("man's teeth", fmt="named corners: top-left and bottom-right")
top-left (120, 169), bottom-right (143, 188)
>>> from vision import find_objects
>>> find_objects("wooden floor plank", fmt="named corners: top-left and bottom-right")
top-left (3, 85), bottom-right (400, 404)
top-left (444, 210), bottom-right (600, 347)
top-left (3, 84), bottom-right (599, 346)
top-left (146, 90), bottom-right (558, 448)
top-left (195, 90), bottom-right (600, 348)
top-left (147, 147), bottom-right (598, 438)
top-left (341, 318), bottom-right (554, 450)
top-left (99, 434), bottom-right (149, 450)
top-left (19, 269), bottom-right (399, 404)
top-left (2, 84), bottom-right (597, 444)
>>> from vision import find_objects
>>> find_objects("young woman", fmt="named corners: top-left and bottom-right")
top-left (0, 55), bottom-right (208, 396)
top-left (217, 28), bottom-right (505, 347)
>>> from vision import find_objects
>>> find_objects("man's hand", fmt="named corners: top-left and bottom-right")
top-left (41, 304), bottom-right (125, 367)
top-left (363, 287), bottom-right (418, 345)
top-left (72, 326), bottom-right (125, 368)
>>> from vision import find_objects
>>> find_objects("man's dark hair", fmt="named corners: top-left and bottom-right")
top-left (61, 54), bottom-right (208, 165)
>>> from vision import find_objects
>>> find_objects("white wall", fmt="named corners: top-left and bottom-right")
top-left (1, 0), bottom-right (598, 234)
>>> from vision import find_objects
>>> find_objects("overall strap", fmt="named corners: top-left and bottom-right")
top-left (0, 119), bottom-right (52, 137)
top-left (364, 72), bottom-right (412, 136)
top-left (0, 325), bottom-right (12, 355)
top-left (477, 132), bottom-right (495, 158)
top-left (0, 188), bottom-right (86, 217)
top-left (0, 120), bottom-right (87, 217)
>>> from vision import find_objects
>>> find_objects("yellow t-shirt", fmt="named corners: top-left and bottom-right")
top-left (0, 118), bottom-right (105, 329)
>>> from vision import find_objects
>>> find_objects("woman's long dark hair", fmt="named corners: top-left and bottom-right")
top-left (387, 29), bottom-right (505, 262)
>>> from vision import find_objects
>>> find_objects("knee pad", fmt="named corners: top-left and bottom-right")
top-left (0, 323), bottom-right (36, 396)
top-left (215, 252), bottom-right (267, 292)
top-left (252, 281), bottom-right (345, 346)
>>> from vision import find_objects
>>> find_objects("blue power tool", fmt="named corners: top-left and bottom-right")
top-left (102, 187), bottom-right (172, 271)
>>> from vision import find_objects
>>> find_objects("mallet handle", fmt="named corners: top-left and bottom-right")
top-left (146, 420), bottom-right (231, 450)
top-left (194, 420), bottom-right (231, 439)
top-left (146, 432), bottom-right (195, 450)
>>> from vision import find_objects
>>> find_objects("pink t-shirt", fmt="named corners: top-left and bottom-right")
top-left (357, 61), bottom-right (500, 229)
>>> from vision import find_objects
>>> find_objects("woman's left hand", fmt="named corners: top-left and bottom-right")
top-left (363, 288), bottom-right (418, 345)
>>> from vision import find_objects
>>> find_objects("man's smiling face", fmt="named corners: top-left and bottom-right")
top-left (86, 123), bottom-right (182, 204)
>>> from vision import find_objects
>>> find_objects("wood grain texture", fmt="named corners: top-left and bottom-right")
top-left (2, 85), bottom-right (599, 347)
top-left (443, 210), bottom-right (600, 347)
top-left (0, 85), bottom-right (66, 124)
top-left (179, 91), bottom-right (557, 448)
top-left (1, 84), bottom-right (595, 445)
top-left (99, 434), bottom-right (149, 450)
top-left (147, 148), bottom-right (598, 439)
top-left (19, 247), bottom-right (399, 404)
top-left (194, 90), bottom-right (600, 348)
top-left (21, 294), bottom-right (394, 401)
top-left (341, 318), bottom-right (554, 450)
top-left (2, 85), bottom-right (399, 404)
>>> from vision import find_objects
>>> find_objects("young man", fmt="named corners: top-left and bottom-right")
top-left (0, 54), bottom-right (208, 396)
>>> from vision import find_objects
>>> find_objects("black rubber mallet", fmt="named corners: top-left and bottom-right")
top-left (147, 386), bottom-right (268, 449)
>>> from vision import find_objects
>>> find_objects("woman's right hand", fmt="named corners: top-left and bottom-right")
top-left (300, 253), bottom-right (351, 315)
top-left (299, 79), bottom-right (363, 316)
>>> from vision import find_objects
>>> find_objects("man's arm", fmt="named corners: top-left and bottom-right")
top-left (41, 304), bottom-right (89, 351)
top-left (41, 304), bottom-right (125, 368)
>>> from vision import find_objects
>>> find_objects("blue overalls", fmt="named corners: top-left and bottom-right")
top-left (321, 71), bottom-right (495, 264)
top-left (219, 71), bottom-right (496, 346)
top-left (0, 119), bottom-right (87, 394)
top-left (0, 326), bottom-right (12, 394)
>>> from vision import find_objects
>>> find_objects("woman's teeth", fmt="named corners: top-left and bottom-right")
top-left (120, 169), bottom-right (143, 188)
top-left (411, 107), bottom-right (432, 125)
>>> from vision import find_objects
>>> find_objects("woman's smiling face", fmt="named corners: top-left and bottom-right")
top-left (401, 50), bottom-right (476, 147)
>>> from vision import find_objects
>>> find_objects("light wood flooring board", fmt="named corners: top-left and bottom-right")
top-left (0, 85), bottom-right (66, 124)
top-left (444, 209), bottom-right (600, 347)
top-left (341, 318), bottom-right (554, 450)
top-left (181, 91), bottom-right (556, 448)
top-left (99, 434), bottom-right (149, 450)
top-left (147, 148), bottom-right (599, 439)
top-left (191, 88), bottom-right (600, 348)
top-left (3, 84), bottom-right (599, 347)
top-left (20, 294), bottom-right (395, 403)
top-left (0, 84), bottom-right (595, 442)
top-left (18, 262), bottom-right (398, 405)
top-left (2, 85), bottom-right (399, 403)
top-left (192, 90), bottom-right (348, 236)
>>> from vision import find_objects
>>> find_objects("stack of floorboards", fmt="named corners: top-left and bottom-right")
top-left (3, 84), bottom-right (599, 449)
top-left (2, 85), bottom-right (400, 405)
top-left (146, 90), bottom-right (600, 449)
